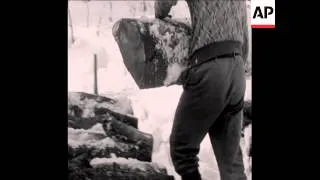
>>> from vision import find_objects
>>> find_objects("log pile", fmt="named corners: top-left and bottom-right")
top-left (68, 92), bottom-right (174, 180)
top-left (243, 101), bottom-right (252, 130)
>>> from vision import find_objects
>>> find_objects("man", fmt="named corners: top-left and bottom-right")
top-left (154, 0), bottom-right (249, 180)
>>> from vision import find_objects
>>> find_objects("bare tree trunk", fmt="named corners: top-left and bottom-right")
top-left (86, 1), bottom-right (90, 27)
top-left (108, 1), bottom-right (113, 22)
top-left (129, 3), bottom-right (136, 18)
top-left (96, 2), bottom-right (106, 36)
top-left (68, 5), bottom-right (75, 44)
top-left (93, 54), bottom-right (98, 95)
top-left (143, 0), bottom-right (147, 16)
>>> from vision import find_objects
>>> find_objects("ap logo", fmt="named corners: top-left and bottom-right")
top-left (251, 0), bottom-right (275, 28)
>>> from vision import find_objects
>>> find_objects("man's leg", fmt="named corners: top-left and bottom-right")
top-left (208, 55), bottom-right (247, 180)
top-left (169, 91), bottom-right (216, 180)
top-left (209, 110), bottom-right (247, 180)
top-left (169, 57), bottom-right (235, 179)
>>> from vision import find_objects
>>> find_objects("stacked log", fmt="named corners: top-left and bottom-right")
top-left (243, 101), bottom-right (252, 130)
top-left (68, 92), bottom-right (174, 180)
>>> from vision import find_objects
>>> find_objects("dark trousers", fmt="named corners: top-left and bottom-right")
top-left (170, 55), bottom-right (247, 180)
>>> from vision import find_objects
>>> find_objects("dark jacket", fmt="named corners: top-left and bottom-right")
top-left (155, 0), bottom-right (249, 63)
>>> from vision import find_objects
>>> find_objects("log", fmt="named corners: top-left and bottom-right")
top-left (68, 153), bottom-right (92, 180)
top-left (102, 118), bottom-right (153, 162)
top-left (95, 107), bottom-right (138, 128)
top-left (243, 101), bottom-right (252, 128)
top-left (68, 92), bottom-right (134, 116)
top-left (113, 18), bottom-right (252, 89)
top-left (68, 157), bottom-right (174, 180)
top-left (68, 92), bottom-right (138, 128)
top-left (112, 18), bottom-right (191, 89)
top-left (68, 124), bottom-right (152, 162)
top-left (90, 157), bottom-right (174, 180)
top-left (68, 113), bottom-right (137, 130)
top-left (244, 101), bottom-right (252, 119)
top-left (72, 91), bottom-right (116, 104)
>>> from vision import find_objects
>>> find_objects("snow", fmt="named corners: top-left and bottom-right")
top-left (68, 1), bottom-right (252, 180)
top-left (68, 123), bottom-right (135, 153)
top-left (242, 124), bottom-right (252, 179)
top-left (149, 19), bottom-right (190, 64)
top-left (90, 157), bottom-right (165, 173)
top-left (148, 19), bottom-right (190, 85)
top-left (68, 124), bottom-right (117, 149)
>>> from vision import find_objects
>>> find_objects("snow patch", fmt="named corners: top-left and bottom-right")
top-left (149, 19), bottom-right (190, 86)
top-left (163, 63), bottom-right (187, 86)
top-left (90, 157), bottom-right (165, 173)
top-left (68, 124), bottom-right (117, 149)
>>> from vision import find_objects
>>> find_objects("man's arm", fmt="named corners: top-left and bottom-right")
top-left (154, 0), bottom-right (178, 19)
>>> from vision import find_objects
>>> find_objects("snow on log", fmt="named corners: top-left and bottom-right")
top-left (69, 156), bottom-right (174, 180)
top-left (68, 123), bottom-right (152, 162)
top-left (102, 117), bottom-right (153, 162)
top-left (89, 157), bottom-right (175, 180)
top-left (68, 92), bottom-right (138, 128)
top-left (113, 18), bottom-right (191, 89)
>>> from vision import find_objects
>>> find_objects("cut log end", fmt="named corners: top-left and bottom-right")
top-left (112, 18), bottom-right (191, 89)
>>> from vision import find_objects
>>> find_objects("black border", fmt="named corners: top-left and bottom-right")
top-left (7, 0), bottom-right (68, 178)
top-left (253, 1), bottom-right (312, 179)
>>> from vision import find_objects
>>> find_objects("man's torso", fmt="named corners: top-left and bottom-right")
top-left (186, 0), bottom-right (248, 56)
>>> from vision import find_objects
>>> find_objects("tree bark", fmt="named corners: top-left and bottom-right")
top-left (68, 5), bottom-right (75, 44)
top-left (102, 118), bottom-right (153, 162)
top-left (68, 92), bottom-right (137, 128)
top-left (68, 123), bottom-right (153, 162)
top-left (243, 101), bottom-right (252, 128)
top-left (91, 160), bottom-right (174, 180)
top-left (94, 107), bottom-right (138, 128)
top-left (112, 18), bottom-right (191, 89)
top-left (69, 156), bottom-right (174, 180)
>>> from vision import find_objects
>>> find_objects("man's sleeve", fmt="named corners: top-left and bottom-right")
top-left (154, 0), bottom-right (178, 19)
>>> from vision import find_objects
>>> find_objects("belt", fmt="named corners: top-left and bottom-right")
top-left (188, 40), bottom-right (243, 68)
top-left (177, 40), bottom-right (243, 85)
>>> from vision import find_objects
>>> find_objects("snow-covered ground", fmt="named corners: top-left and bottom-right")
top-left (68, 1), bottom-right (251, 180)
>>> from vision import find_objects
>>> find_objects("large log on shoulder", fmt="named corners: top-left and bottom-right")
top-left (112, 18), bottom-right (191, 89)
top-left (113, 18), bottom-right (252, 89)
top-left (68, 122), bottom-right (152, 162)
top-left (68, 92), bottom-right (138, 128)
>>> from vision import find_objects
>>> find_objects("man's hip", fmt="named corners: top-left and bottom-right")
top-left (178, 40), bottom-right (244, 87)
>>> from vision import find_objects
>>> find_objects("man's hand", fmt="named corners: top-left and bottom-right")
top-left (154, 0), bottom-right (178, 19)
